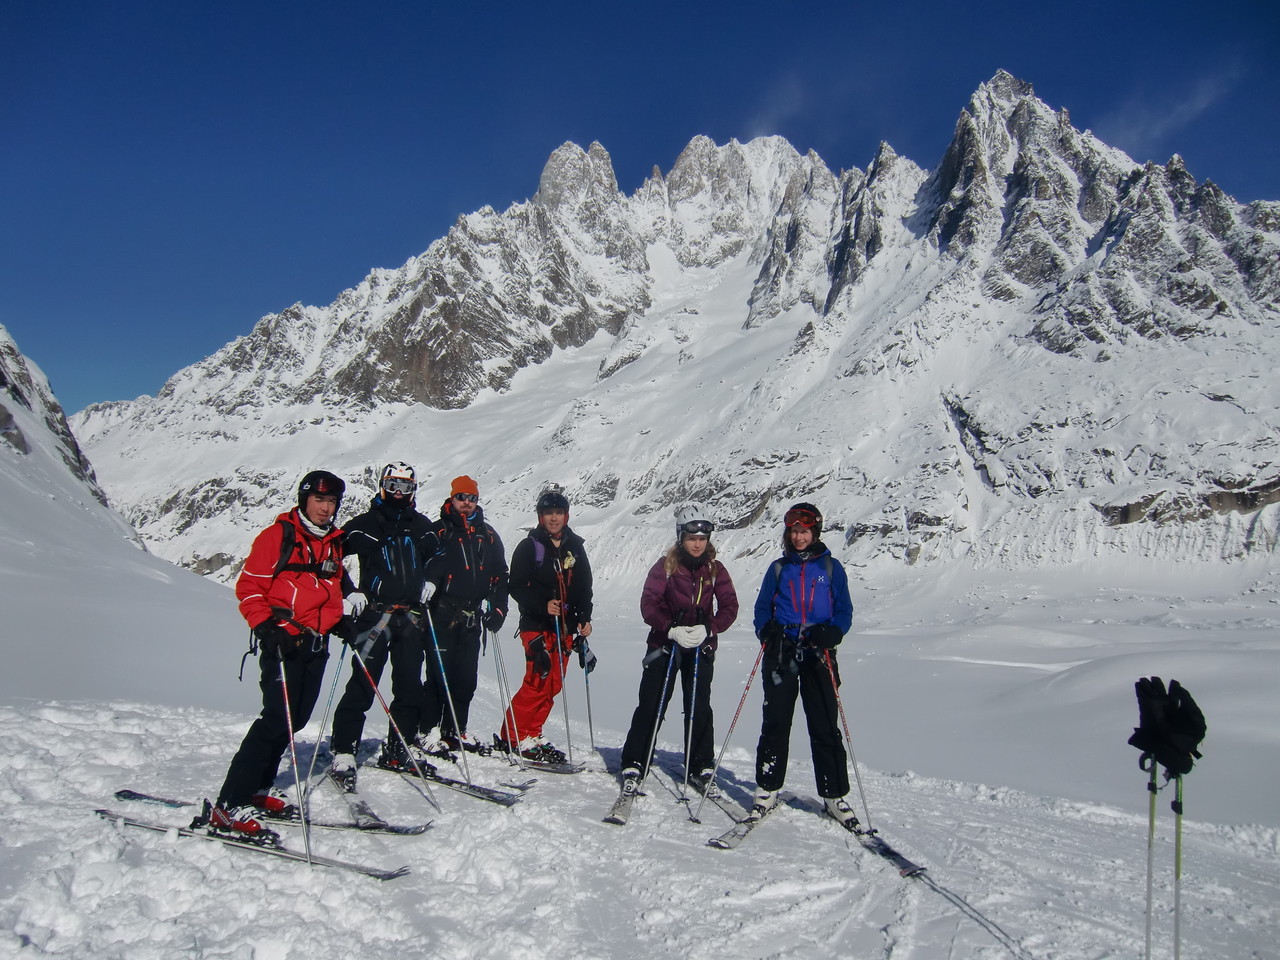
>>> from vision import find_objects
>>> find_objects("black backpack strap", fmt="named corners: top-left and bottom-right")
top-left (274, 518), bottom-right (341, 578)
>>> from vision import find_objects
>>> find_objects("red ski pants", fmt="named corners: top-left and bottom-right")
top-left (500, 630), bottom-right (569, 744)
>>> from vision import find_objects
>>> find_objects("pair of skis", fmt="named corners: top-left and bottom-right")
top-left (113, 787), bottom-right (429, 835)
top-left (602, 771), bottom-right (739, 827)
top-left (101, 780), bottom-right (423, 881)
top-left (706, 796), bottom-right (925, 877)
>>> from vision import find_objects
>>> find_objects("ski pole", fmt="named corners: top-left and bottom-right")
top-left (423, 608), bottom-right (473, 786)
top-left (823, 648), bottom-right (875, 833)
top-left (276, 653), bottom-right (313, 866)
top-left (1142, 758), bottom-right (1158, 960)
top-left (639, 645), bottom-right (679, 792)
top-left (299, 609), bottom-right (394, 803)
top-left (692, 642), bottom-right (764, 823)
top-left (682, 648), bottom-right (700, 800)
top-left (490, 627), bottom-right (527, 770)
top-left (579, 636), bottom-right (597, 753)
top-left (343, 611), bottom-right (442, 812)
top-left (1173, 774), bottom-right (1185, 960)
top-left (300, 650), bottom-right (345, 816)
top-left (555, 617), bottom-right (575, 765)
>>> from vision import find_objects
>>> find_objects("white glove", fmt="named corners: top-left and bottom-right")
top-left (669, 625), bottom-right (706, 649)
top-left (420, 581), bottom-right (437, 605)
top-left (344, 592), bottom-right (368, 617)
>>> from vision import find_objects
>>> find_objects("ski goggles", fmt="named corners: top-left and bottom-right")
top-left (784, 507), bottom-right (821, 528)
top-left (453, 492), bottom-right (479, 503)
top-left (680, 520), bottom-right (715, 536)
top-left (382, 478), bottom-right (417, 496)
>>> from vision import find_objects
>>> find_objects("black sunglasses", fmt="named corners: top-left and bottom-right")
top-left (453, 493), bottom-right (479, 503)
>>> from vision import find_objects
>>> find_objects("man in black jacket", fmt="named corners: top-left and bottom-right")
top-left (420, 475), bottom-right (509, 756)
top-left (496, 486), bottom-right (593, 763)
top-left (328, 462), bottom-right (441, 789)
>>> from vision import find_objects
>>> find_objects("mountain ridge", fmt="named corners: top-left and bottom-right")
top-left (70, 71), bottom-right (1280, 580)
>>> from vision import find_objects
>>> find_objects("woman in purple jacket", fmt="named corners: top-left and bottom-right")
top-left (618, 505), bottom-right (739, 796)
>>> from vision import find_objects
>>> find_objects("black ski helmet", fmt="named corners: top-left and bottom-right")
top-left (298, 470), bottom-right (346, 510)
top-left (536, 486), bottom-right (570, 515)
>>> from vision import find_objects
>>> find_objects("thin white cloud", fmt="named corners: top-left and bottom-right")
top-left (745, 74), bottom-right (810, 139)
top-left (1094, 62), bottom-right (1245, 162)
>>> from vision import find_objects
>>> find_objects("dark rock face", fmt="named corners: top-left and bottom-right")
top-left (1, 329), bottom-right (108, 504)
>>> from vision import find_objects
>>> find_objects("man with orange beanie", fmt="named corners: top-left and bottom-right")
top-left (420, 475), bottom-right (509, 756)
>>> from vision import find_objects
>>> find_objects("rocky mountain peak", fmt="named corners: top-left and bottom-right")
top-left (534, 140), bottom-right (621, 212)
top-left (70, 74), bottom-right (1280, 580)
top-left (1, 324), bottom-right (109, 505)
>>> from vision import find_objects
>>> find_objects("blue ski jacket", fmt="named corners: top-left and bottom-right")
top-left (752, 544), bottom-right (853, 638)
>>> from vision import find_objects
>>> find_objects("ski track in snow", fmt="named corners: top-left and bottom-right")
top-left (1, 699), bottom-right (1276, 960)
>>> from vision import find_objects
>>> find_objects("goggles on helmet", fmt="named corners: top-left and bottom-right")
top-left (784, 507), bottom-right (821, 529)
top-left (681, 519), bottom-right (715, 537)
top-left (382, 477), bottom-right (417, 496)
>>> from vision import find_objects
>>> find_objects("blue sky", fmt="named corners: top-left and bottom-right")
top-left (4, 1), bottom-right (1277, 414)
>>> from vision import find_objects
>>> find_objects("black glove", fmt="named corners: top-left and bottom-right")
top-left (331, 616), bottom-right (360, 646)
top-left (528, 636), bottom-right (552, 678)
top-left (807, 623), bottom-right (843, 648)
top-left (483, 608), bottom-right (506, 633)
top-left (254, 621), bottom-right (297, 661)
top-left (1127, 676), bottom-right (1206, 776)
top-left (573, 635), bottom-right (597, 674)
top-left (758, 620), bottom-right (785, 646)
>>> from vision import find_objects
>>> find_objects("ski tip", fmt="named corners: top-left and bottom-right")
top-left (706, 838), bottom-right (731, 850)
top-left (379, 866), bottom-right (412, 881)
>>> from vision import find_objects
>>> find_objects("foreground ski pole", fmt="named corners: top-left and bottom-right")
top-left (1173, 775), bottom-right (1186, 960)
top-left (276, 652), bottom-right (313, 867)
top-left (823, 648), bottom-right (875, 832)
top-left (1142, 757), bottom-right (1158, 960)
top-left (691, 643), bottom-right (764, 823)
top-left (422, 608), bottom-right (473, 786)
top-left (1126, 675), bottom-right (1206, 960)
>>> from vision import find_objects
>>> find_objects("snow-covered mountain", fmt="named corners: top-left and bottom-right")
top-left (72, 71), bottom-right (1280, 583)
top-left (0, 322), bottom-right (253, 713)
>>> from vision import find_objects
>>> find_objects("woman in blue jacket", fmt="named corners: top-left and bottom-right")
top-left (751, 502), bottom-right (859, 826)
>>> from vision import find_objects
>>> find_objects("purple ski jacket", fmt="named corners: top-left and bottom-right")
top-left (639, 547), bottom-right (739, 652)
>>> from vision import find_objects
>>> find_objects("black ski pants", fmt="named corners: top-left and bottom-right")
top-left (218, 639), bottom-right (328, 808)
top-left (620, 644), bottom-right (715, 778)
top-left (755, 648), bottom-right (849, 798)
top-left (420, 610), bottom-right (483, 738)
top-left (330, 610), bottom-right (426, 754)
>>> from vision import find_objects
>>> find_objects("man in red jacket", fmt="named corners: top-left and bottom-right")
top-left (200, 470), bottom-right (353, 840)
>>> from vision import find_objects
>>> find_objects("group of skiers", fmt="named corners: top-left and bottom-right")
top-left (206, 463), bottom-right (861, 838)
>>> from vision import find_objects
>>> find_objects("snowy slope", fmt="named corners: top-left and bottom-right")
top-left (2, 652), bottom-right (1277, 959)
top-left (0, 323), bottom-right (253, 714)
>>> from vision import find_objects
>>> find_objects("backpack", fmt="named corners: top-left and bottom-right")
top-left (273, 519), bottom-right (341, 579)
